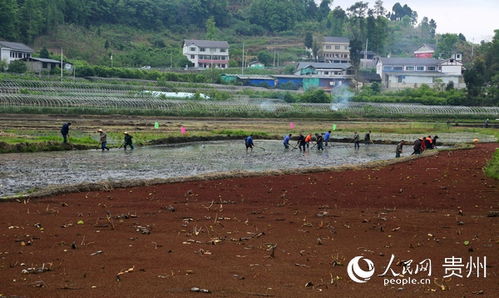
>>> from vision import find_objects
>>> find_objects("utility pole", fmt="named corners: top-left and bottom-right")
top-left (241, 42), bottom-right (245, 75)
top-left (60, 48), bottom-right (63, 81)
top-left (364, 38), bottom-right (368, 59)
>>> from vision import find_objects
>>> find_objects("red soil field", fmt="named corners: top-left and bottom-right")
top-left (1, 143), bottom-right (498, 297)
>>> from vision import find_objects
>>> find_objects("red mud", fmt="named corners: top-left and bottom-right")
top-left (1, 144), bottom-right (498, 297)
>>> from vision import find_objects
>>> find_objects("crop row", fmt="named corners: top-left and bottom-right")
top-left (1, 94), bottom-right (498, 117)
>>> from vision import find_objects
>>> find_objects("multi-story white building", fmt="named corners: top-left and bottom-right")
top-left (0, 41), bottom-right (33, 65)
top-left (376, 57), bottom-right (465, 90)
top-left (182, 40), bottom-right (229, 69)
top-left (321, 37), bottom-right (350, 63)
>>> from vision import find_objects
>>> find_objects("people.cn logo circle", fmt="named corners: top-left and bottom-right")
top-left (347, 256), bottom-right (375, 283)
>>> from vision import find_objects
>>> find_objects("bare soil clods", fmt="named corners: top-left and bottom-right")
top-left (0, 144), bottom-right (498, 297)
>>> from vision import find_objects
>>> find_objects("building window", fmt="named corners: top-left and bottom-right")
top-left (393, 66), bottom-right (403, 71)
top-left (383, 66), bottom-right (392, 71)
top-left (190, 47), bottom-right (196, 51)
top-left (416, 66), bottom-right (425, 71)
top-left (405, 66), bottom-right (414, 71)
top-left (397, 76), bottom-right (405, 83)
top-left (200, 48), bottom-right (205, 52)
top-left (42, 62), bottom-right (48, 69)
top-left (428, 66), bottom-right (436, 71)
top-left (344, 46), bottom-right (348, 50)
top-left (190, 55), bottom-right (195, 59)
top-left (325, 45), bottom-right (331, 49)
top-left (220, 48), bottom-right (226, 52)
top-left (335, 45), bottom-right (340, 49)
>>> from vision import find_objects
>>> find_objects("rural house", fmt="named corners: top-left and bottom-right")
top-left (0, 41), bottom-right (33, 65)
top-left (321, 37), bottom-right (350, 63)
top-left (296, 62), bottom-right (352, 77)
top-left (182, 40), bottom-right (229, 69)
top-left (21, 57), bottom-right (72, 73)
top-left (376, 57), bottom-right (465, 90)
top-left (295, 62), bottom-right (353, 90)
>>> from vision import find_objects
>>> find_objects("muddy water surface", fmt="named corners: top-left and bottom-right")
top-left (1, 140), bottom-right (418, 197)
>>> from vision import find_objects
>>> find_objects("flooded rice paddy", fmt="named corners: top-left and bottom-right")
top-left (1, 140), bottom-right (429, 197)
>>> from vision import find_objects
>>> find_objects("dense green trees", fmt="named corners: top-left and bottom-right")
top-left (0, 0), bottom-right (19, 41)
top-left (0, 0), bottom-right (438, 59)
top-left (1, 0), bottom-right (233, 43)
top-left (464, 30), bottom-right (499, 105)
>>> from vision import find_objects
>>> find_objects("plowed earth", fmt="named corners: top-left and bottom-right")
top-left (1, 144), bottom-right (498, 297)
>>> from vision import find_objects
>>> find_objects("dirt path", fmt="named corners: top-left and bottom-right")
top-left (0, 144), bottom-right (497, 297)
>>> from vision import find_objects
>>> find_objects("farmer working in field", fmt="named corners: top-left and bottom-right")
top-left (421, 137), bottom-right (427, 152)
top-left (424, 135), bottom-right (433, 149)
top-left (353, 131), bottom-right (360, 150)
top-left (324, 130), bottom-right (331, 146)
top-left (123, 132), bottom-right (134, 151)
top-left (432, 135), bottom-right (439, 148)
top-left (60, 122), bottom-right (71, 143)
top-left (412, 138), bottom-right (422, 155)
top-left (305, 133), bottom-right (312, 150)
top-left (245, 135), bottom-right (254, 153)
top-left (364, 130), bottom-right (373, 145)
top-left (315, 133), bottom-right (324, 151)
top-left (283, 133), bottom-right (292, 149)
top-left (97, 129), bottom-right (110, 151)
top-left (297, 133), bottom-right (306, 152)
top-left (396, 140), bottom-right (404, 158)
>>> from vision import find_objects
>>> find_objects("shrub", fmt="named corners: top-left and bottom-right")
top-left (7, 60), bottom-right (27, 73)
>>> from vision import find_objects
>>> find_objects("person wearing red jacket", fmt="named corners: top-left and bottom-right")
top-left (420, 137), bottom-right (426, 152)
top-left (305, 133), bottom-right (312, 150)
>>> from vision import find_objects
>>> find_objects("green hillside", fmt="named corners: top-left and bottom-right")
top-left (2, 0), bottom-right (451, 67)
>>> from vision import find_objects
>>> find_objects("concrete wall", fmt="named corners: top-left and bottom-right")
top-left (1, 48), bottom-right (12, 64)
top-left (386, 74), bottom-right (466, 89)
top-left (441, 64), bottom-right (462, 75)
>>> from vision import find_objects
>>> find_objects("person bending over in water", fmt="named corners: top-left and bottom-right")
top-left (245, 135), bottom-right (254, 153)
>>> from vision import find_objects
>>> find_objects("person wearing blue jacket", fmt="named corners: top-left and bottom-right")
top-left (283, 134), bottom-right (292, 149)
top-left (324, 130), bottom-right (331, 146)
top-left (245, 135), bottom-right (254, 153)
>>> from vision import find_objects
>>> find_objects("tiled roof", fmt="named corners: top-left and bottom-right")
top-left (184, 40), bottom-right (229, 48)
top-left (323, 36), bottom-right (350, 43)
top-left (0, 41), bottom-right (33, 52)
top-left (380, 57), bottom-right (441, 66)
top-left (27, 57), bottom-right (61, 63)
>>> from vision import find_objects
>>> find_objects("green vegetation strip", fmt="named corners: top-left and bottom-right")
top-left (484, 149), bottom-right (499, 179)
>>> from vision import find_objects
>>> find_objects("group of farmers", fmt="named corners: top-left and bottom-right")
top-left (60, 122), bottom-right (134, 151)
top-left (245, 130), bottom-right (378, 153)
top-left (411, 135), bottom-right (439, 155)
top-left (61, 122), bottom-right (438, 158)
